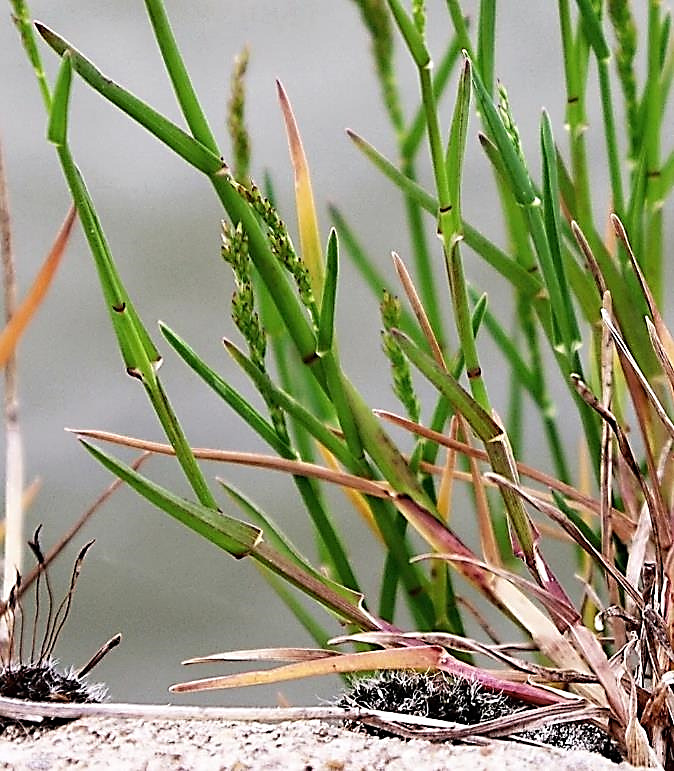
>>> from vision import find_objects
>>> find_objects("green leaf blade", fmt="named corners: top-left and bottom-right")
top-left (80, 439), bottom-right (260, 557)
top-left (36, 22), bottom-right (223, 175)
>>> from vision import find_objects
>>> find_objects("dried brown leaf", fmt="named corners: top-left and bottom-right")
top-left (392, 251), bottom-right (446, 369)
top-left (0, 206), bottom-right (75, 367)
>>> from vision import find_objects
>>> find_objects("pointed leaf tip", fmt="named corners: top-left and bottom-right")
top-left (48, 51), bottom-right (74, 145)
top-left (34, 21), bottom-right (67, 55)
top-left (276, 80), bottom-right (324, 299)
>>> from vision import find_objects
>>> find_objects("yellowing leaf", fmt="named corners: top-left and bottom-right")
top-left (276, 80), bottom-right (324, 299)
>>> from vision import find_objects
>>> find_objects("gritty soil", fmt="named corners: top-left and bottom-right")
top-left (0, 716), bottom-right (652, 770)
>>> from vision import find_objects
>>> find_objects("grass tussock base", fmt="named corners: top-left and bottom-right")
top-left (338, 670), bottom-right (623, 763)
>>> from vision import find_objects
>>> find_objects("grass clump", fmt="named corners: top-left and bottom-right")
top-left (8, 1), bottom-right (674, 767)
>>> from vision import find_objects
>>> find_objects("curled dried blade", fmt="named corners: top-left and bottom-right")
top-left (178, 640), bottom-right (569, 706)
top-left (330, 631), bottom-right (599, 684)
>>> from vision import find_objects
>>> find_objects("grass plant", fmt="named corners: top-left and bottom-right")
top-left (8, 1), bottom-right (674, 766)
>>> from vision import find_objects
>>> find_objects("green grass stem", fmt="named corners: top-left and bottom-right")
top-left (477, 0), bottom-right (495, 96)
top-left (143, 0), bottom-right (219, 155)
top-left (9, 1), bottom-right (51, 110)
top-left (45, 55), bottom-right (218, 510)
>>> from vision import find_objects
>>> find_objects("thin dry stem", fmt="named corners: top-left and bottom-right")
top-left (571, 220), bottom-right (607, 296)
top-left (0, 138), bottom-right (23, 613)
top-left (0, 694), bottom-right (609, 746)
top-left (0, 138), bottom-right (22, 661)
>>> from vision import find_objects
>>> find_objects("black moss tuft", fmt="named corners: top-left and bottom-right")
top-left (0, 527), bottom-right (118, 735)
top-left (339, 669), bottom-right (513, 725)
top-left (0, 660), bottom-right (106, 733)
top-left (337, 670), bottom-right (623, 763)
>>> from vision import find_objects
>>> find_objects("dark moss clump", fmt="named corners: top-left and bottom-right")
top-left (0, 660), bottom-right (106, 734)
top-left (337, 670), bottom-right (623, 763)
top-left (0, 527), bottom-right (119, 735)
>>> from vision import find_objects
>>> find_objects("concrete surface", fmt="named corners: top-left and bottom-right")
top-left (0, 717), bottom-right (651, 771)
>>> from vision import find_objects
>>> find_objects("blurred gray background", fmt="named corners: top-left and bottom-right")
top-left (0, 1), bottom-right (663, 707)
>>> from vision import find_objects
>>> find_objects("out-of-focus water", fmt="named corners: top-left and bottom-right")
top-left (0, 1), bottom-right (661, 708)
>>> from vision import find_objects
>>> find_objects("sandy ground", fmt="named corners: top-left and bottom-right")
top-left (0, 717), bottom-right (652, 770)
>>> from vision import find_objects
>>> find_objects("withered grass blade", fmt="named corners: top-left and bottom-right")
top-left (571, 375), bottom-right (671, 576)
top-left (331, 630), bottom-right (599, 684)
top-left (182, 647), bottom-right (340, 665)
top-left (69, 429), bottom-right (390, 499)
top-left (484, 473), bottom-right (642, 608)
top-left (376, 409), bottom-right (632, 535)
top-left (171, 645), bottom-right (449, 693)
top-left (601, 309), bottom-right (674, 443)
top-left (392, 251), bottom-right (445, 369)
top-left (0, 205), bottom-right (75, 367)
